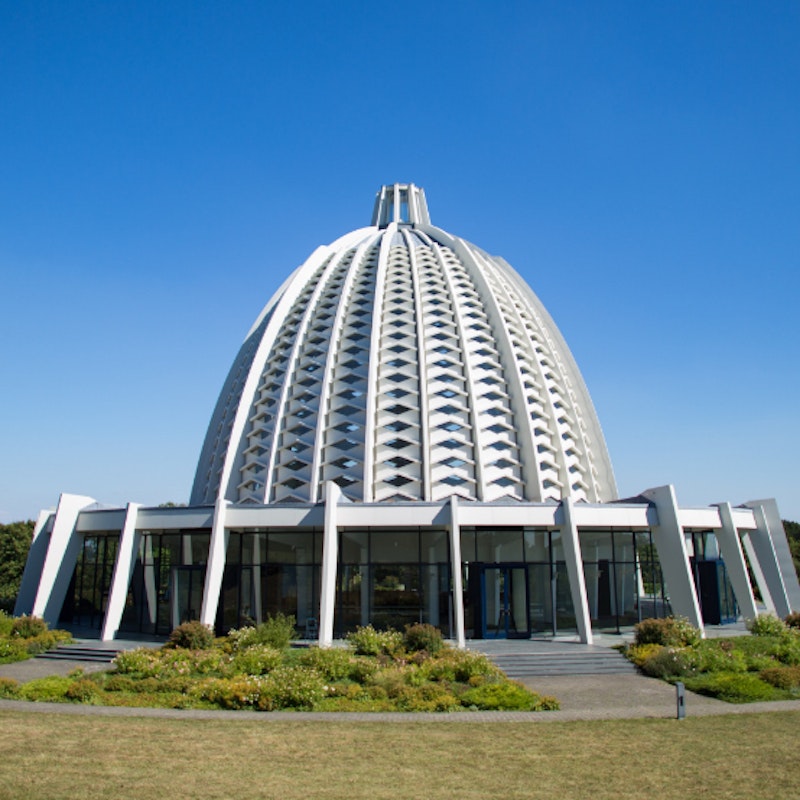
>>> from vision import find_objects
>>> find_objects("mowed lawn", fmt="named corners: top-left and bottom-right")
top-left (0, 710), bottom-right (797, 800)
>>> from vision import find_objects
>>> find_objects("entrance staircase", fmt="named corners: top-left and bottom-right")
top-left (471, 641), bottom-right (637, 678)
top-left (35, 644), bottom-right (122, 664)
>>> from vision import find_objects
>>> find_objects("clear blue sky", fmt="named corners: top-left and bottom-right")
top-left (1, 2), bottom-right (798, 523)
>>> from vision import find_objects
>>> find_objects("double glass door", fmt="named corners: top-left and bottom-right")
top-left (481, 565), bottom-right (530, 639)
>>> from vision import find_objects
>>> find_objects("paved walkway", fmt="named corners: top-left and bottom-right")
top-left (1, 632), bottom-right (798, 723)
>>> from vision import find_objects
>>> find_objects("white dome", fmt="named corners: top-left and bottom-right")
top-left (191, 184), bottom-right (617, 506)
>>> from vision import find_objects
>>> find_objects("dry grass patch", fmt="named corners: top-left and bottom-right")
top-left (0, 710), bottom-right (797, 799)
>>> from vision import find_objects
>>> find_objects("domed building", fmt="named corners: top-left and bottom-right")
top-left (16, 185), bottom-right (800, 644)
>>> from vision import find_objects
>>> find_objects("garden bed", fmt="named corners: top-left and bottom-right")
top-left (624, 614), bottom-right (800, 703)
top-left (0, 617), bottom-right (559, 713)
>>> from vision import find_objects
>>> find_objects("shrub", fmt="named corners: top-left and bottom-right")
top-left (634, 616), bottom-right (701, 647)
top-left (759, 665), bottom-right (800, 690)
top-left (104, 674), bottom-right (137, 693)
top-left (112, 647), bottom-right (162, 676)
top-left (258, 666), bottom-right (326, 711)
top-left (0, 677), bottom-right (20, 698)
top-left (231, 644), bottom-right (283, 676)
top-left (403, 623), bottom-right (444, 656)
top-left (690, 640), bottom-right (747, 674)
top-left (19, 676), bottom-right (73, 702)
top-left (683, 672), bottom-right (778, 703)
top-left (191, 676), bottom-right (265, 710)
top-left (395, 682), bottom-right (460, 712)
top-left (0, 611), bottom-right (14, 637)
top-left (228, 613), bottom-right (297, 652)
top-left (421, 649), bottom-right (501, 683)
top-left (65, 678), bottom-right (101, 702)
top-left (459, 681), bottom-right (548, 711)
top-left (346, 625), bottom-right (403, 657)
top-left (625, 643), bottom-right (665, 668)
top-left (10, 615), bottom-right (48, 639)
top-left (785, 612), bottom-right (800, 630)
top-left (166, 621), bottom-right (215, 650)
top-left (298, 647), bottom-right (355, 681)
top-left (639, 646), bottom-right (695, 680)
top-left (0, 639), bottom-right (28, 664)
top-left (747, 614), bottom-right (788, 637)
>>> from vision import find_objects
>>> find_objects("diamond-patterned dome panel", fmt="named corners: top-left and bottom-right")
top-left (191, 184), bottom-right (617, 506)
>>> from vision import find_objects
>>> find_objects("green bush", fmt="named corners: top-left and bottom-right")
top-left (634, 616), bottom-right (701, 647)
top-left (747, 614), bottom-right (788, 637)
top-left (346, 625), bottom-right (403, 657)
top-left (394, 682), bottom-right (460, 712)
top-left (420, 648), bottom-right (501, 683)
top-left (690, 640), bottom-right (747, 674)
top-left (0, 610), bottom-right (14, 637)
top-left (759, 665), bottom-right (800, 690)
top-left (0, 677), bottom-right (20, 698)
top-left (785, 612), bottom-right (800, 630)
top-left (191, 676), bottom-right (265, 710)
top-left (0, 638), bottom-right (28, 664)
top-left (639, 646), bottom-right (695, 680)
top-left (298, 647), bottom-right (355, 681)
top-left (112, 647), bottom-right (162, 676)
top-left (231, 644), bottom-right (283, 676)
top-left (228, 613), bottom-right (297, 652)
top-left (19, 676), bottom-right (73, 702)
top-left (258, 666), bottom-right (326, 710)
top-left (683, 672), bottom-right (778, 703)
top-left (166, 620), bottom-right (215, 650)
top-left (460, 681), bottom-right (551, 711)
top-left (403, 623), bottom-right (444, 655)
top-left (10, 615), bottom-right (48, 639)
top-left (65, 678), bottom-right (101, 702)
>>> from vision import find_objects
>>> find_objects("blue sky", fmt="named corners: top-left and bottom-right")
top-left (1, 2), bottom-right (798, 522)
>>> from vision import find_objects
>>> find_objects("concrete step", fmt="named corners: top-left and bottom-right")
top-left (490, 650), bottom-right (635, 677)
top-left (35, 645), bottom-right (121, 664)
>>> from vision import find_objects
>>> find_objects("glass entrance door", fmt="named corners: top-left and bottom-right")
top-left (481, 565), bottom-right (530, 639)
top-left (172, 566), bottom-right (205, 629)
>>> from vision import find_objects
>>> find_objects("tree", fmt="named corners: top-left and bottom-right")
top-left (0, 520), bottom-right (34, 613)
top-left (783, 520), bottom-right (800, 582)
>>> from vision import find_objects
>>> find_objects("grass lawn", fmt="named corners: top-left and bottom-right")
top-left (0, 710), bottom-right (797, 800)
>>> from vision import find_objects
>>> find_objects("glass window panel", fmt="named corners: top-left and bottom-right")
top-left (340, 530), bottom-right (368, 562)
top-left (523, 529), bottom-right (549, 562)
top-left (420, 529), bottom-right (448, 562)
top-left (370, 530), bottom-right (419, 563)
top-left (475, 528), bottom-right (523, 562)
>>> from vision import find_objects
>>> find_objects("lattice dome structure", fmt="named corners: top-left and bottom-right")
top-left (192, 183), bottom-right (617, 507)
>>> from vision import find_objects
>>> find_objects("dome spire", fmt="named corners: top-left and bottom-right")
top-left (372, 183), bottom-right (431, 228)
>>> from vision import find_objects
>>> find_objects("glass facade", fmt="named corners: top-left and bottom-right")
top-left (335, 528), bottom-right (451, 636)
top-left (119, 530), bottom-right (210, 636)
top-left (687, 531), bottom-right (738, 624)
top-left (60, 533), bottom-right (119, 629)
top-left (219, 530), bottom-right (322, 635)
top-left (460, 527), bottom-right (577, 638)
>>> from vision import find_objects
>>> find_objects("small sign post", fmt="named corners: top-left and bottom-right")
top-left (676, 681), bottom-right (686, 720)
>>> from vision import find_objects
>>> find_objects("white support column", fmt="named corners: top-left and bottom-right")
top-left (200, 499), bottom-right (230, 629)
top-left (713, 502), bottom-right (758, 622)
top-left (642, 485), bottom-right (705, 635)
top-left (745, 503), bottom-right (792, 618)
top-left (559, 496), bottom-right (593, 644)
top-left (101, 503), bottom-right (141, 641)
top-left (746, 499), bottom-right (800, 613)
top-left (14, 509), bottom-right (55, 616)
top-left (31, 493), bottom-right (96, 626)
top-left (449, 495), bottom-right (466, 649)
top-left (319, 480), bottom-right (340, 647)
top-left (741, 531), bottom-right (774, 613)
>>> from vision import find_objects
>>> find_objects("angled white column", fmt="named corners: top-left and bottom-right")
top-left (32, 493), bottom-right (96, 626)
top-left (559, 496), bottom-right (593, 644)
top-left (740, 531), bottom-right (774, 613)
top-left (101, 503), bottom-right (141, 641)
top-left (200, 499), bottom-right (230, 629)
top-left (449, 495), bottom-right (466, 648)
top-left (642, 485), bottom-right (704, 634)
top-left (319, 481), bottom-right (341, 647)
top-left (15, 509), bottom-right (55, 616)
top-left (745, 502), bottom-right (792, 618)
top-left (713, 502), bottom-right (758, 621)
top-left (746, 499), bottom-right (800, 613)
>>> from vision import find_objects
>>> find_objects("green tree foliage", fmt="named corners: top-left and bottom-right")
top-left (783, 520), bottom-right (800, 581)
top-left (0, 520), bottom-right (34, 612)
